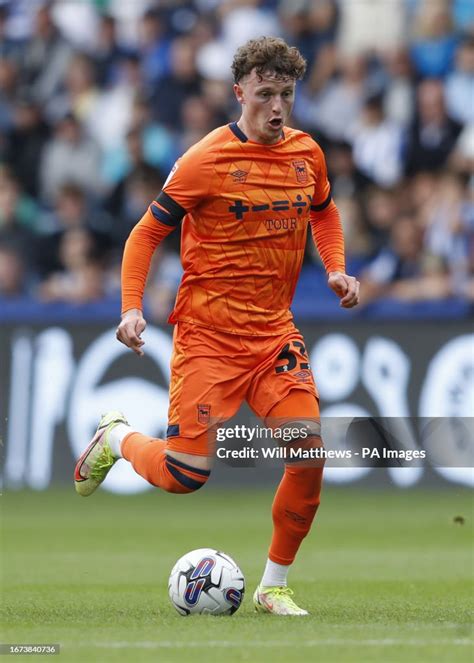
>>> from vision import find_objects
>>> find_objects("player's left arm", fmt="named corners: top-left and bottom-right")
top-left (309, 143), bottom-right (359, 308)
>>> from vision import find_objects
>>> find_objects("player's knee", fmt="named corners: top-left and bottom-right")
top-left (164, 456), bottom-right (211, 494)
top-left (275, 418), bottom-right (324, 469)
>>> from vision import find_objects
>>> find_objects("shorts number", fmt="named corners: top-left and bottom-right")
top-left (275, 341), bottom-right (309, 374)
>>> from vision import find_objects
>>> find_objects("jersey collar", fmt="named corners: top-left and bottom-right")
top-left (228, 121), bottom-right (285, 144)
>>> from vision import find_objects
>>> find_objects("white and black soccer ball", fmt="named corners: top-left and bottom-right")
top-left (168, 548), bottom-right (245, 616)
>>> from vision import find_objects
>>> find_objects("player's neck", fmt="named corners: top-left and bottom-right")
top-left (236, 118), bottom-right (283, 145)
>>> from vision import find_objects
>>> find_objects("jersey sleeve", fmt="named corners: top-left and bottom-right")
top-left (309, 201), bottom-right (346, 274)
top-left (121, 206), bottom-right (175, 314)
top-left (308, 140), bottom-right (345, 274)
top-left (154, 145), bottom-right (216, 223)
top-left (310, 141), bottom-right (332, 212)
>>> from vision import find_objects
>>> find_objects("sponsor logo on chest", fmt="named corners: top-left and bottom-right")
top-left (228, 195), bottom-right (310, 220)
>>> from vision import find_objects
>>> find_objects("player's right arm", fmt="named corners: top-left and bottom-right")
top-left (117, 203), bottom-right (178, 356)
top-left (117, 141), bottom-right (215, 355)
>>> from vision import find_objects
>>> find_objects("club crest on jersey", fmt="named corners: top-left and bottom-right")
top-left (197, 404), bottom-right (211, 424)
top-left (230, 169), bottom-right (248, 183)
top-left (292, 160), bottom-right (308, 183)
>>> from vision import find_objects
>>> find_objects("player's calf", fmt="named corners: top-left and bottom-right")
top-left (267, 422), bottom-right (324, 567)
top-left (119, 433), bottom-right (212, 494)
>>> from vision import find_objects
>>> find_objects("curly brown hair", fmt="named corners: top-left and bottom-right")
top-left (231, 36), bottom-right (307, 84)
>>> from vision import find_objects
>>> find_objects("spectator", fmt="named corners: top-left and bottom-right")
top-left (201, 77), bottom-right (237, 126)
top-left (51, 0), bottom-right (99, 51)
top-left (4, 95), bottom-right (50, 197)
top-left (279, 0), bottom-right (338, 77)
top-left (102, 95), bottom-right (175, 188)
top-left (380, 48), bottom-right (416, 127)
top-left (0, 5), bottom-right (23, 61)
top-left (410, 0), bottom-right (458, 78)
top-left (0, 170), bottom-right (38, 258)
top-left (93, 13), bottom-right (130, 86)
top-left (48, 51), bottom-right (101, 126)
top-left (420, 172), bottom-right (473, 294)
top-left (188, 13), bottom-right (219, 52)
top-left (105, 0), bottom-right (152, 45)
top-left (325, 140), bottom-right (364, 199)
top-left (38, 227), bottom-right (104, 303)
top-left (18, 3), bottom-right (72, 104)
top-left (445, 37), bottom-right (474, 125)
top-left (36, 183), bottom-right (112, 277)
top-left (0, 243), bottom-right (28, 297)
top-left (179, 95), bottom-right (216, 152)
top-left (106, 140), bottom-right (164, 243)
top-left (138, 8), bottom-right (171, 88)
top-left (364, 187), bottom-right (400, 253)
top-left (153, 36), bottom-right (202, 130)
top-left (50, 49), bottom-right (137, 153)
top-left (449, 123), bottom-right (474, 175)
top-left (407, 171), bottom-right (440, 228)
top-left (337, 0), bottom-right (407, 56)
top-left (360, 214), bottom-right (451, 303)
top-left (350, 94), bottom-right (404, 187)
top-left (84, 53), bottom-right (143, 152)
top-left (404, 79), bottom-right (463, 175)
top-left (296, 53), bottom-right (368, 142)
top-left (40, 113), bottom-right (102, 203)
top-left (219, 0), bottom-right (281, 56)
top-left (452, 0), bottom-right (474, 32)
top-left (0, 57), bottom-right (18, 132)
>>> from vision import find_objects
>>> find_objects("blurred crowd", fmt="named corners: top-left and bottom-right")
top-left (0, 0), bottom-right (473, 319)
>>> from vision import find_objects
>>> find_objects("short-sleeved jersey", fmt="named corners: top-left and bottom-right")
top-left (157, 123), bottom-right (332, 336)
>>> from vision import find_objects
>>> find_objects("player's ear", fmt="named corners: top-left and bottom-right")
top-left (233, 83), bottom-right (245, 105)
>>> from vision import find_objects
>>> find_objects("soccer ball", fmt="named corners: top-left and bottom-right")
top-left (168, 548), bottom-right (245, 616)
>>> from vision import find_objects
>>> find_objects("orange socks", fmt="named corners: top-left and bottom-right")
top-left (265, 389), bottom-right (323, 566)
top-left (121, 433), bottom-right (210, 494)
top-left (268, 465), bottom-right (323, 565)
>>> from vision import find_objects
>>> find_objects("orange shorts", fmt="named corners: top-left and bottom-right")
top-left (166, 322), bottom-right (319, 455)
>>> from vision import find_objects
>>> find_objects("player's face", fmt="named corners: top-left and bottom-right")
top-left (234, 70), bottom-right (296, 144)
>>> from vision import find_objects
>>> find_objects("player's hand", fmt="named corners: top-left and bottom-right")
top-left (328, 271), bottom-right (360, 308)
top-left (116, 308), bottom-right (147, 356)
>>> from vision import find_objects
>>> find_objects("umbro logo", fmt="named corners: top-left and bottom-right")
top-left (230, 169), bottom-right (248, 183)
top-left (284, 510), bottom-right (307, 523)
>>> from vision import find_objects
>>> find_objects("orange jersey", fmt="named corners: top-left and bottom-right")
top-left (162, 123), bottom-right (340, 335)
top-left (121, 123), bottom-right (345, 335)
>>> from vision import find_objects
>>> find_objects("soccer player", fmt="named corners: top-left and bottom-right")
top-left (74, 36), bottom-right (359, 616)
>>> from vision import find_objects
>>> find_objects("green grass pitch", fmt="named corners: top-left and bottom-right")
top-left (1, 484), bottom-right (473, 662)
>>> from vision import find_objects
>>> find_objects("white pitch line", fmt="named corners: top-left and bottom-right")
top-left (88, 639), bottom-right (473, 649)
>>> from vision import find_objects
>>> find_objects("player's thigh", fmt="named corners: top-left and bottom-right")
top-left (166, 323), bottom-right (249, 463)
top-left (246, 331), bottom-right (323, 466)
top-left (247, 330), bottom-right (319, 418)
top-left (267, 388), bottom-right (320, 419)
